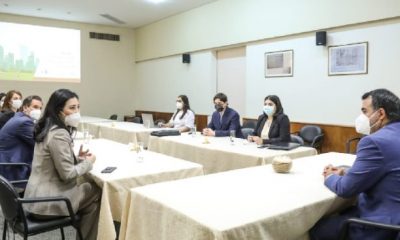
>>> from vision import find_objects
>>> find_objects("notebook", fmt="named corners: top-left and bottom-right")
top-left (268, 142), bottom-right (301, 150)
top-left (141, 113), bottom-right (155, 128)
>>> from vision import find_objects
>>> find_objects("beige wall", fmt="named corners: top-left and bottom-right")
top-left (135, 0), bottom-right (400, 61)
top-left (245, 18), bottom-right (400, 126)
top-left (134, 51), bottom-right (217, 115)
top-left (0, 13), bottom-right (135, 120)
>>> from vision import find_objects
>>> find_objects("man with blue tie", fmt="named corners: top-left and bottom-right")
top-left (310, 89), bottom-right (400, 240)
top-left (202, 92), bottom-right (243, 138)
top-left (0, 95), bottom-right (42, 184)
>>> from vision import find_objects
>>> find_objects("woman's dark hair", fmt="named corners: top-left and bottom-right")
top-left (264, 95), bottom-right (284, 117)
top-left (35, 89), bottom-right (79, 142)
top-left (0, 92), bottom-right (6, 110)
top-left (173, 95), bottom-right (191, 120)
top-left (2, 90), bottom-right (22, 112)
top-left (0, 92), bottom-right (6, 101)
top-left (362, 88), bottom-right (400, 123)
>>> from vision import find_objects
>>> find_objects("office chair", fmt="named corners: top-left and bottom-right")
top-left (340, 218), bottom-right (400, 240)
top-left (0, 175), bottom-right (83, 240)
top-left (290, 134), bottom-right (304, 146)
top-left (345, 137), bottom-right (362, 154)
top-left (293, 125), bottom-right (324, 152)
top-left (0, 162), bottom-right (31, 195)
top-left (131, 116), bottom-right (142, 123)
top-left (241, 128), bottom-right (254, 139)
top-left (242, 119), bottom-right (257, 129)
top-left (109, 114), bottom-right (118, 120)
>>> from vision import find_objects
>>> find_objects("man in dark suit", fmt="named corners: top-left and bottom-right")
top-left (203, 92), bottom-right (243, 138)
top-left (0, 95), bottom-right (42, 183)
top-left (310, 89), bottom-right (400, 240)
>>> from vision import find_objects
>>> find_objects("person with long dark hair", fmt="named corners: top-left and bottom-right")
top-left (248, 95), bottom-right (290, 144)
top-left (0, 92), bottom-right (6, 110)
top-left (0, 90), bottom-right (23, 129)
top-left (161, 95), bottom-right (195, 132)
top-left (24, 89), bottom-right (100, 240)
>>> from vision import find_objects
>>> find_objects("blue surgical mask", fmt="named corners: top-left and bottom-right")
top-left (263, 105), bottom-right (275, 116)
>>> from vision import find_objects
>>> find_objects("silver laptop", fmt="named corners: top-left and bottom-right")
top-left (141, 113), bottom-right (155, 128)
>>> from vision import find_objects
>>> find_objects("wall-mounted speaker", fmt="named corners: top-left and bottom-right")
top-left (182, 53), bottom-right (190, 63)
top-left (316, 31), bottom-right (327, 46)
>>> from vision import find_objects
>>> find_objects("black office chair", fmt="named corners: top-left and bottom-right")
top-left (290, 134), bottom-right (304, 145)
top-left (241, 128), bottom-right (254, 139)
top-left (0, 162), bottom-right (31, 195)
top-left (294, 125), bottom-right (324, 152)
top-left (131, 116), bottom-right (142, 124)
top-left (242, 119), bottom-right (257, 129)
top-left (339, 218), bottom-right (400, 240)
top-left (345, 137), bottom-right (362, 154)
top-left (109, 114), bottom-right (118, 120)
top-left (0, 175), bottom-right (83, 240)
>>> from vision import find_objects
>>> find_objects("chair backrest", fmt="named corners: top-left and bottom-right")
top-left (345, 136), bottom-right (362, 154)
top-left (0, 175), bottom-right (20, 222)
top-left (241, 128), bottom-right (254, 139)
top-left (132, 116), bottom-right (142, 123)
top-left (290, 134), bottom-right (304, 145)
top-left (109, 114), bottom-right (118, 120)
top-left (299, 125), bottom-right (322, 143)
top-left (242, 119), bottom-right (257, 129)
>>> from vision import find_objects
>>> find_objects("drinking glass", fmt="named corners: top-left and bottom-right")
top-left (191, 126), bottom-right (197, 137)
top-left (135, 142), bottom-right (144, 162)
top-left (83, 129), bottom-right (90, 144)
top-left (230, 130), bottom-right (235, 145)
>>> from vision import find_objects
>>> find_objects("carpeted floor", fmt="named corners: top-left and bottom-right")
top-left (0, 209), bottom-right (77, 240)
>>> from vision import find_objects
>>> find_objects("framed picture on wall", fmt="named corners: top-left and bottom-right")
top-left (264, 50), bottom-right (293, 77)
top-left (328, 42), bottom-right (368, 76)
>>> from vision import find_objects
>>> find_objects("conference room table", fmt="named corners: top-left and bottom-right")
top-left (148, 133), bottom-right (318, 174)
top-left (85, 121), bottom-right (159, 148)
top-left (78, 115), bottom-right (114, 130)
top-left (120, 152), bottom-right (356, 240)
top-left (74, 138), bottom-right (204, 240)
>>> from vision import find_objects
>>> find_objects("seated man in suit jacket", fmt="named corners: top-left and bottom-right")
top-left (248, 95), bottom-right (290, 145)
top-left (310, 89), bottom-right (400, 240)
top-left (203, 92), bottom-right (243, 138)
top-left (0, 95), bottom-right (42, 184)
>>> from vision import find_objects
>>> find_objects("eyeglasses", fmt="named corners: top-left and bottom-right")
top-left (176, 100), bottom-right (182, 103)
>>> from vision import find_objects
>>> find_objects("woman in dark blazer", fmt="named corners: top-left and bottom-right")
top-left (248, 95), bottom-right (290, 145)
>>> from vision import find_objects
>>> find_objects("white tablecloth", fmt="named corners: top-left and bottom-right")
top-left (75, 138), bottom-right (204, 240)
top-left (86, 121), bottom-right (159, 147)
top-left (148, 133), bottom-right (317, 174)
top-left (78, 116), bottom-right (114, 130)
top-left (121, 152), bottom-right (356, 240)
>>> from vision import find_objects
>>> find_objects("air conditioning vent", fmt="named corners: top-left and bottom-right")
top-left (89, 32), bottom-right (120, 41)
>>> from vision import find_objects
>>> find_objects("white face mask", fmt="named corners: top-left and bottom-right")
top-left (176, 102), bottom-right (183, 109)
top-left (12, 99), bottom-right (22, 109)
top-left (355, 114), bottom-right (371, 135)
top-left (64, 112), bottom-right (81, 128)
top-left (29, 109), bottom-right (41, 121)
top-left (355, 112), bottom-right (379, 135)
